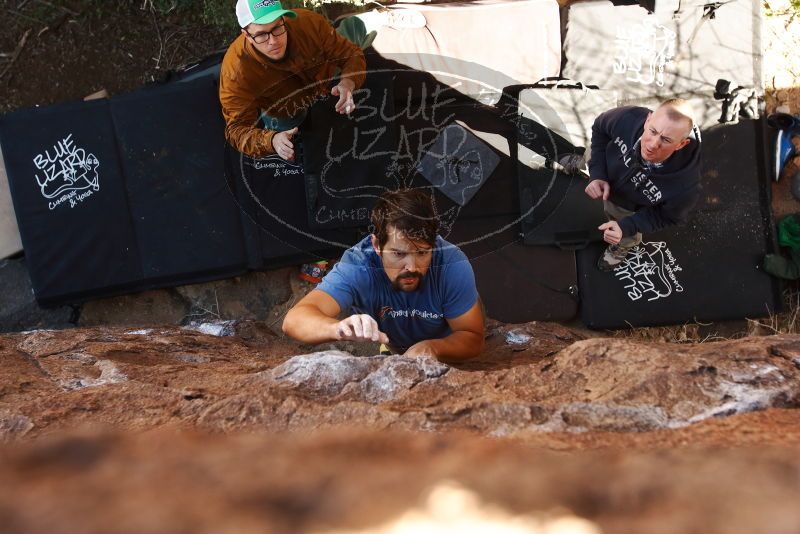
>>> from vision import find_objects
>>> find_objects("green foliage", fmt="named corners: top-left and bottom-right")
top-left (765, 0), bottom-right (800, 17)
top-left (279, 0), bottom-right (368, 9)
top-left (197, 0), bottom-right (238, 28)
top-left (140, 0), bottom-right (368, 28)
top-left (141, 0), bottom-right (238, 27)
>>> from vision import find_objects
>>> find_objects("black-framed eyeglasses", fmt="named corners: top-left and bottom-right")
top-left (246, 20), bottom-right (287, 44)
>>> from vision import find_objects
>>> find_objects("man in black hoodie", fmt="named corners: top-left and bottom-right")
top-left (584, 99), bottom-right (702, 271)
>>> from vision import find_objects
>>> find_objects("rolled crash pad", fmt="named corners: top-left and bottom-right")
top-left (517, 80), bottom-right (620, 153)
top-left (562, 0), bottom-right (762, 101)
top-left (356, 0), bottom-right (562, 104)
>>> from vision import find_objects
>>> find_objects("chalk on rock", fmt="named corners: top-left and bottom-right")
top-left (0, 413), bottom-right (34, 441)
top-left (270, 351), bottom-right (384, 396)
top-left (270, 352), bottom-right (450, 401)
top-left (351, 355), bottom-right (450, 403)
top-left (560, 402), bottom-right (670, 433)
top-left (183, 320), bottom-right (236, 337)
top-left (504, 330), bottom-right (532, 345)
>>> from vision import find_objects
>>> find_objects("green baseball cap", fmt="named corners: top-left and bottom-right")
top-left (236, 0), bottom-right (297, 28)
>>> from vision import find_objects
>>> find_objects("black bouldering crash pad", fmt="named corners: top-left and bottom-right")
top-left (576, 118), bottom-right (781, 328)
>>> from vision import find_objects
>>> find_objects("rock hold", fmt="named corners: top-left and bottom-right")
top-left (60, 360), bottom-right (128, 391)
top-left (197, 395), bottom-right (270, 431)
top-left (560, 403), bottom-right (670, 433)
top-left (269, 351), bottom-right (450, 402)
top-left (684, 380), bottom-right (794, 425)
top-left (270, 351), bottom-right (384, 396)
top-left (15, 329), bottom-right (88, 358)
top-left (183, 320), bottom-right (236, 337)
top-left (345, 355), bottom-right (450, 404)
top-left (504, 329), bottom-right (532, 345)
top-left (0, 413), bottom-right (34, 442)
top-left (172, 353), bottom-right (211, 364)
top-left (539, 337), bottom-right (800, 429)
top-left (466, 402), bottom-right (551, 436)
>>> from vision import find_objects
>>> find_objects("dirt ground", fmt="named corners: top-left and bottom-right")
top-left (0, 1), bottom-right (236, 115)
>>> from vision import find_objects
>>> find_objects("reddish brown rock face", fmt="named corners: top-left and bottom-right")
top-left (1, 323), bottom-right (800, 533)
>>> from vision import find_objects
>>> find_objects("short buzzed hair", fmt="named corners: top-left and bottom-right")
top-left (658, 98), bottom-right (695, 138)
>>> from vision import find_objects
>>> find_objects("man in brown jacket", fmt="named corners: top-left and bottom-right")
top-left (221, 0), bottom-right (366, 161)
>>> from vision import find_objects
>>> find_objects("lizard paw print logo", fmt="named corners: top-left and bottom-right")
top-left (33, 134), bottom-right (101, 211)
top-left (614, 241), bottom-right (685, 302)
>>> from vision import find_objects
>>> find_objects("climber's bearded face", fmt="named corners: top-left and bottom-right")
top-left (372, 227), bottom-right (433, 293)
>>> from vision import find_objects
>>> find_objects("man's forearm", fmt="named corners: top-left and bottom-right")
top-left (336, 49), bottom-right (366, 89)
top-left (224, 120), bottom-right (276, 157)
top-left (282, 305), bottom-right (339, 345)
top-left (220, 84), bottom-right (277, 157)
top-left (428, 330), bottom-right (485, 362)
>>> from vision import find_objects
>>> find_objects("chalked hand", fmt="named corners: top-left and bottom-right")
top-left (334, 314), bottom-right (389, 344)
top-left (332, 79), bottom-right (356, 116)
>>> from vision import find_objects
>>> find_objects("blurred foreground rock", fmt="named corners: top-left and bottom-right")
top-left (0, 427), bottom-right (799, 534)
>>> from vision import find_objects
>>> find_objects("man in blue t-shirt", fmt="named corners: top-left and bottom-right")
top-left (282, 189), bottom-right (484, 361)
